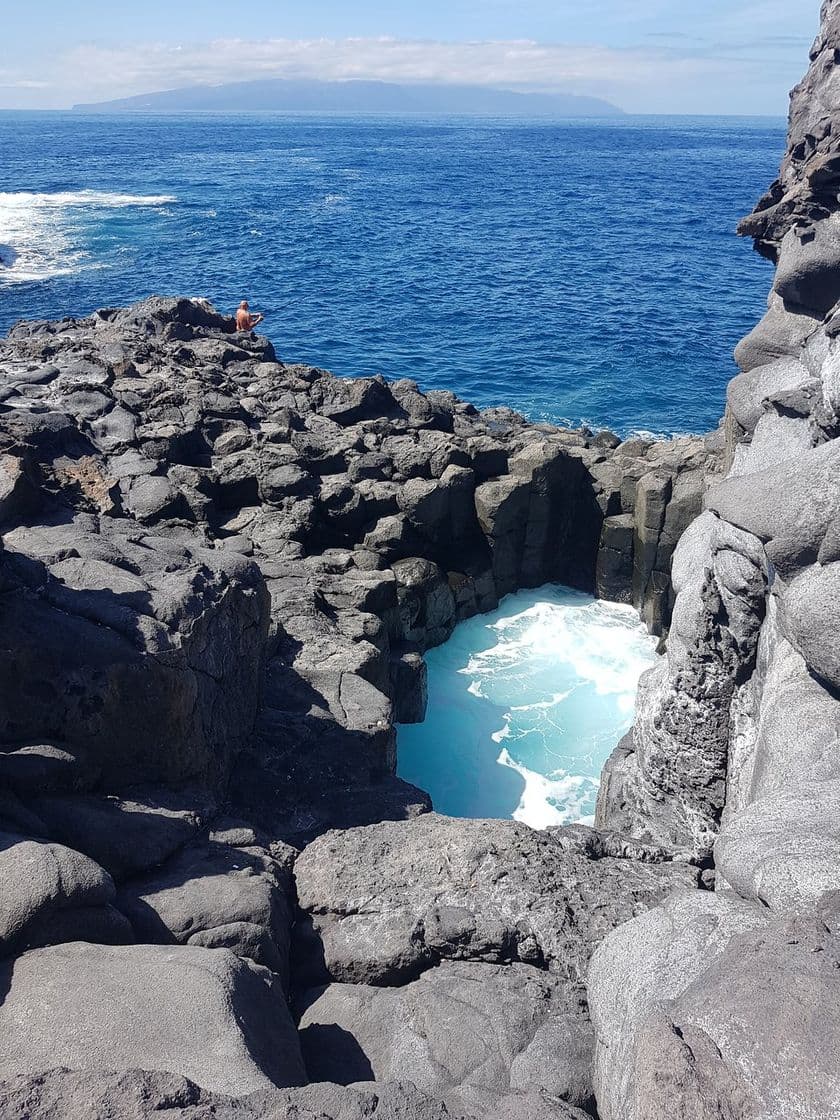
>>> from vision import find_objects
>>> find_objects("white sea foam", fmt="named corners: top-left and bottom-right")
top-left (445, 590), bottom-right (657, 829)
top-left (497, 748), bottom-right (599, 829)
top-left (461, 596), bottom-right (655, 701)
top-left (510, 690), bottom-right (573, 712)
top-left (0, 190), bottom-right (176, 284)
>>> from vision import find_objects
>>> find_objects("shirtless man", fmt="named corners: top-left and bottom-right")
top-left (235, 300), bottom-right (264, 331)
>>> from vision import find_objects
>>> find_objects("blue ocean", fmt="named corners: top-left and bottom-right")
top-left (0, 111), bottom-right (785, 825)
top-left (1, 111), bottom-right (782, 435)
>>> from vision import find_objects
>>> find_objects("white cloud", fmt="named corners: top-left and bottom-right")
top-left (0, 33), bottom-right (805, 112)
top-left (53, 37), bottom-right (655, 94)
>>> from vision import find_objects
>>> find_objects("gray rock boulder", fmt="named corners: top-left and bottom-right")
top-left (0, 539), bottom-right (269, 788)
top-left (715, 780), bottom-right (840, 912)
top-left (299, 962), bottom-right (592, 1109)
top-left (728, 607), bottom-right (840, 808)
top-left (733, 293), bottom-right (819, 373)
top-left (630, 896), bottom-right (840, 1120)
top-left (0, 941), bottom-right (306, 1095)
top-left (116, 838), bottom-right (293, 978)
top-left (588, 891), bottom-right (769, 1120)
top-left (29, 790), bottom-right (202, 881)
top-left (0, 832), bottom-right (131, 956)
top-left (300, 963), bottom-right (595, 1111)
top-left (293, 814), bottom-right (699, 986)
top-left (774, 213), bottom-right (840, 314)
top-left (705, 435), bottom-right (840, 579)
top-left (778, 561), bottom-right (840, 689)
top-left (725, 355), bottom-right (812, 437)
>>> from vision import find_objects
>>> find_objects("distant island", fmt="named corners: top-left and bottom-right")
top-left (72, 78), bottom-right (623, 117)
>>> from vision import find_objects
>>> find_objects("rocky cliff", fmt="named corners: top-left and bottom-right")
top-left (0, 6), bottom-right (838, 1118)
top-left (591, 3), bottom-right (840, 1115)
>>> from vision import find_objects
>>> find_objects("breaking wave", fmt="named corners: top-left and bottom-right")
top-left (397, 586), bottom-right (658, 829)
top-left (0, 190), bottom-right (176, 284)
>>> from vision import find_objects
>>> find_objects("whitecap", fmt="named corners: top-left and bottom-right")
top-left (0, 189), bottom-right (177, 285)
top-left (0, 190), bottom-right (176, 210)
top-left (473, 596), bottom-right (656, 700)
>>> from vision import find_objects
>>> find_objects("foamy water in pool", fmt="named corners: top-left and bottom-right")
top-left (396, 586), bottom-right (658, 829)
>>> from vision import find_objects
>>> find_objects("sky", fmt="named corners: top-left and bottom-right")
top-left (0, 0), bottom-right (822, 114)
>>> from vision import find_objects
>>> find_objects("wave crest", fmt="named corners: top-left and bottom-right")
top-left (0, 189), bottom-right (176, 284)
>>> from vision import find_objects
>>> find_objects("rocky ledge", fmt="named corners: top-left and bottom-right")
top-left (0, 290), bottom-right (711, 1119)
top-left (2, 6), bottom-right (840, 1118)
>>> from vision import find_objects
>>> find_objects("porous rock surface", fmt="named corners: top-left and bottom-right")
top-left (591, 4), bottom-right (840, 1115)
top-left (293, 815), bottom-right (698, 987)
top-left (0, 1069), bottom-right (593, 1120)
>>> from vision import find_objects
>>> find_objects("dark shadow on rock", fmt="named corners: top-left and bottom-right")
top-left (298, 1022), bottom-right (374, 1085)
top-left (289, 914), bottom-right (329, 996)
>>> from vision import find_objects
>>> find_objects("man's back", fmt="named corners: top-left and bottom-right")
top-left (235, 301), bottom-right (263, 331)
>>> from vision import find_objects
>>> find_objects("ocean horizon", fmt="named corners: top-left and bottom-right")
top-left (0, 111), bottom-right (784, 435)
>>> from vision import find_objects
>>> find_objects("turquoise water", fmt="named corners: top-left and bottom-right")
top-left (0, 112), bottom-right (782, 435)
top-left (397, 587), bottom-right (658, 827)
top-left (0, 114), bottom-right (769, 802)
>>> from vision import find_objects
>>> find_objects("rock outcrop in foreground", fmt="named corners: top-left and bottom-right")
top-left (2, 6), bottom-right (840, 1117)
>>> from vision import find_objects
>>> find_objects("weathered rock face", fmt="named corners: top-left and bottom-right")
top-left (0, 524), bottom-right (268, 790)
top-left (298, 962), bottom-right (594, 1112)
top-left (739, 0), bottom-right (840, 263)
top-left (591, 4), bottom-right (840, 1116)
top-left (293, 814), bottom-right (698, 987)
top-left (592, 893), bottom-right (840, 1120)
top-left (588, 892), bottom-right (770, 1120)
top-left (0, 941), bottom-right (306, 1096)
top-left (597, 514), bottom-right (769, 859)
top-left (0, 294), bottom-right (710, 852)
top-left (0, 1068), bottom-right (594, 1120)
top-left (291, 815), bottom-right (697, 1116)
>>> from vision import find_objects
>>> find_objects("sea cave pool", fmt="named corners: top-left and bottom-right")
top-left (396, 586), bottom-right (659, 829)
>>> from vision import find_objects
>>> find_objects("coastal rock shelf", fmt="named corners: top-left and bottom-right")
top-left (2, 3), bottom-right (840, 1114)
top-left (0, 292), bottom-right (710, 1118)
top-left (0, 295), bottom-right (712, 845)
